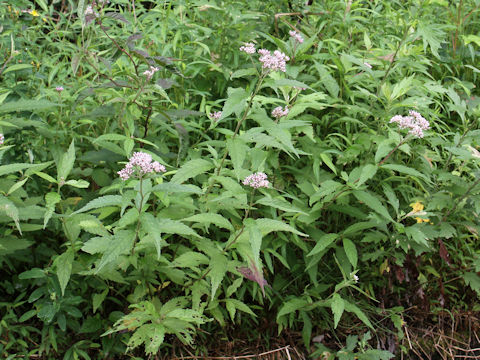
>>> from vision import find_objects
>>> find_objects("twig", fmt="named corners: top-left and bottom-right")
top-left (171, 345), bottom-right (293, 360)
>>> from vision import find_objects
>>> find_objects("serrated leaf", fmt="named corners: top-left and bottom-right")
top-left (0, 196), bottom-right (21, 234)
top-left (344, 300), bottom-right (373, 329)
top-left (58, 140), bottom-right (75, 182)
top-left (93, 289), bottom-right (109, 313)
top-left (343, 238), bottom-right (358, 268)
top-left (277, 298), bottom-right (308, 319)
top-left (220, 88), bottom-right (248, 120)
top-left (170, 159), bottom-right (214, 184)
top-left (209, 252), bottom-right (227, 299)
top-left (225, 299), bottom-right (256, 319)
top-left (308, 233), bottom-right (338, 256)
top-left (381, 164), bottom-right (428, 181)
top-left (44, 192), bottom-right (61, 229)
top-left (182, 213), bottom-right (233, 231)
top-left (156, 218), bottom-right (201, 238)
top-left (0, 163), bottom-right (41, 177)
top-left (172, 251), bottom-right (209, 268)
top-left (353, 190), bottom-right (392, 221)
top-left (53, 249), bottom-right (74, 296)
top-left (73, 195), bottom-right (124, 214)
top-left (257, 196), bottom-right (308, 215)
top-left (0, 100), bottom-right (62, 113)
top-left (331, 293), bottom-right (345, 328)
top-left (227, 138), bottom-right (248, 179)
top-left (358, 164), bottom-right (378, 186)
top-left (255, 218), bottom-right (307, 236)
top-left (96, 230), bottom-right (135, 273)
top-left (152, 183), bottom-right (202, 194)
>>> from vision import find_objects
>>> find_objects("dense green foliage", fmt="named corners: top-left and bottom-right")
top-left (1, 0), bottom-right (480, 358)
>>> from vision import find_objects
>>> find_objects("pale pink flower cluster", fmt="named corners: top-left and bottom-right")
top-left (143, 66), bottom-right (159, 80)
top-left (55, 86), bottom-right (64, 92)
top-left (209, 111), bottom-right (222, 121)
top-left (243, 172), bottom-right (269, 189)
top-left (389, 110), bottom-right (430, 138)
top-left (0, 134), bottom-right (4, 145)
top-left (239, 42), bottom-right (256, 54)
top-left (271, 106), bottom-right (289, 119)
top-left (258, 49), bottom-right (290, 73)
top-left (84, 4), bottom-right (98, 17)
top-left (117, 152), bottom-right (166, 180)
top-left (364, 62), bottom-right (372, 69)
top-left (289, 30), bottom-right (304, 44)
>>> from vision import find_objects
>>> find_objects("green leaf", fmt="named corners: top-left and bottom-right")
top-left (0, 163), bottom-right (41, 177)
top-left (227, 138), bottom-right (248, 179)
top-left (152, 183), bottom-right (202, 194)
top-left (44, 192), bottom-right (61, 229)
top-left (463, 272), bottom-right (480, 294)
top-left (64, 179), bottom-right (89, 188)
top-left (3, 64), bottom-right (33, 74)
top-left (96, 230), bottom-right (135, 273)
top-left (225, 299), bottom-right (256, 319)
top-left (277, 298), bottom-right (308, 319)
top-left (308, 233), bottom-right (338, 256)
top-left (331, 293), bottom-right (345, 329)
top-left (314, 63), bottom-right (339, 98)
top-left (255, 218), bottom-right (307, 236)
top-left (53, 249), bottom-right (74, 296)
top-left (357, 164), bottom-right (378, 186)
top-left (73, 195), bottom-right (124, 214)
top-left (19, 268), bottom-right (45, 279)
top-left (352, 190), bottom-right (393, 221)
top-left (140, 213), bottom-right (161, 259)
top-left (156, 218), bottom-right (201, 238)
top-left (209, 251), bottom-right (228, 299)
top-left (171, 159), bottom-right (214, 184)
top-left (344, 300), bottom-right (373, 329)
top-left (0, 100), bottom-right (62, 114)
top-left (343, 238), bottom-right (358, 268)
top-left (220, 87), bottom-right (248, 120)
top-left (257, 196), bottom-right (308, 215)
top-left (380, 164), bottom-right (428, 181)
top-left (172, 251), bottom-right (209, 268)
top-left (182, 213), bottom-right (233, 231)
top-left (58, 140), bottom-right (75, 182)
top-left (93, 289), bottom-right (109, 313)
top-left (246, 219), bottom-right (262, 269)
top-left (405, 225), bottom-right (429, 246)
top-left (0, 195), bottom-right (21, 234)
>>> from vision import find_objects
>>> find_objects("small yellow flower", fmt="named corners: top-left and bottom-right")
top-left (415, 217), bottom-right (430, 223)
top-left (30, 9), bottom-right (40, 17)
top-left (410, 202), bottom-right (424, 212)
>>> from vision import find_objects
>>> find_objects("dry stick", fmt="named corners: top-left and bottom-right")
top-left (172, 345), bottom-right (292, 360)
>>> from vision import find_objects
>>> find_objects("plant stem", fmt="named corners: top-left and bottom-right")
top-left (378, 137), bottom-right (408, 166)
top-left (204, 73), bottom-right (266, 197)
top-left (132, 176), bottom-right (144, 254)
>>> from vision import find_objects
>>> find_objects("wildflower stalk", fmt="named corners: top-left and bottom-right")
top-left (132, 175), bottom-right (145, 255)
top-left (378, 137), bottom-right (408, 166)
top-left (204, 72), bottom-right (266, 197)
